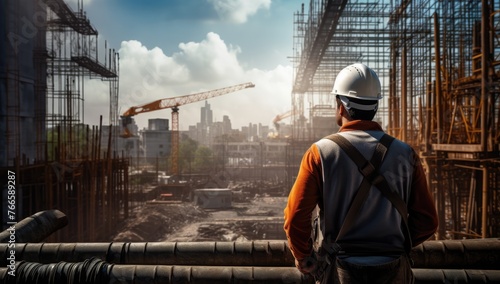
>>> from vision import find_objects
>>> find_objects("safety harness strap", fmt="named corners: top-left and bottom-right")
top-left (324, 133), bottom-right (412, 255)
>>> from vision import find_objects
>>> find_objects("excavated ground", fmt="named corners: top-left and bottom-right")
top-left (112, 196), bottom-right (288, 242)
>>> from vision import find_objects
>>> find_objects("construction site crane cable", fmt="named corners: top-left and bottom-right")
top-left (120, 82), bottom-right (255, 175)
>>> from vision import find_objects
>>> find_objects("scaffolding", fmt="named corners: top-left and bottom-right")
top-left (291, 0), bottom-right (500, 239)
top-left (43, 0), bottom-right (119, 159)
top-left (1, 0), bottom-right (127, 242)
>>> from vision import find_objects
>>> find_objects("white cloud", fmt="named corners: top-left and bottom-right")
top-left (119, 40), bottom-right (189, 93)
top-left (84, 32), bottom-right (292, 131)
top-left (174, 32), bottom-right (243, 82)
top-left (213, 64), bottom-right (293, 128)
top-left (207, 0), bottom-right (271, 24)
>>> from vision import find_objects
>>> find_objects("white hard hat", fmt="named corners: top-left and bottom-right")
top-left (331, 63), bottom-right (382, 101)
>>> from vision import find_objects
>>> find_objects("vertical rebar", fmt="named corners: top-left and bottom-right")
top-left (425, 82), bottom-right (432, 152)
top-left (481, 0), bottom-right (491, 151)
top-left (402, 46), bottom-right (408, 142)
top-left (482, 166), bottom-right (488, 238)
top-left (433, 12), bottom-right (443, 144)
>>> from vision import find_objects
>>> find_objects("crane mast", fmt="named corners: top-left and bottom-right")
top-left (121, 82), bottom-right (255, 175)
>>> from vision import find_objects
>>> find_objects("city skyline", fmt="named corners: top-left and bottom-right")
top-left (67, 0), bottom-right (301, 131)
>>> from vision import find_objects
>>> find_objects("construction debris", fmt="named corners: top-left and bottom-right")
top-left (112, 195), bottom-right (287, 243)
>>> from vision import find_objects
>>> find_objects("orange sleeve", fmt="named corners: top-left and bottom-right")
top-left (283, 145), bottom-right (323, 260)
top-left (408, 153), bottom-right (439, 246)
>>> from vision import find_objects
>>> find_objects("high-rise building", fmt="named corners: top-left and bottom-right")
top-left (222, 115), bottom-right (232, 134)
top-left (0, 0), bottom-right (47, 166)
top-left (200, 101), bottom-right (213, 129)
top-left (0, 0), bottom-right (118, 166)
top-left (141, 118), bottom-right (171, 159)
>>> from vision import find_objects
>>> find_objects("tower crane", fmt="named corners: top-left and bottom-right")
top-left (272, 110), bottom-right (294, 131)
top-left (271, 109), bottom-right (308, 138)
top-left (121, 82), bottom-right (255, 175)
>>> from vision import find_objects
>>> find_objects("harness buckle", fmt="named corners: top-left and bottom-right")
top-left (360, 161), bottom-right (377, 181)
top-left (321, 242), bottom-right (344, 265)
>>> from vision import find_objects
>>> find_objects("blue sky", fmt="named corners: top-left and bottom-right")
top-left (68, 0), bottom-right (301, 130)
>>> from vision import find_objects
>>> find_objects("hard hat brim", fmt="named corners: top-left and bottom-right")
top-left (338, 95), bottom-right (378, 111)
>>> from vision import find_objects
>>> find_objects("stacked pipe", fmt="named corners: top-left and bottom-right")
top-left (1, 239), bottom-right (500, 283)
top-left (1, 211), bottom-right (499, 282)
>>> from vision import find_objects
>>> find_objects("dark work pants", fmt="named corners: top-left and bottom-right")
top-left (317, 254), bottom-right (414, 284)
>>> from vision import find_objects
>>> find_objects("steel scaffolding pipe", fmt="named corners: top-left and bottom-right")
top-left (2, 239), bottom-right (499, 269)
top-left (0, 210), bottom-right (67, 243)
top-left (1, 261), bottom-right (500, 284)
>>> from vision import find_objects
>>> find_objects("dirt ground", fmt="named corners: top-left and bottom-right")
top-left (112, 196), bottom-right (288, 242)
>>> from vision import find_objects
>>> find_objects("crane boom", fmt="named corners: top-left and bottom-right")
top-left (273, 110), bottom-right (299, 131)
top-left (121, 82), bottom-right (255, 176)
top-left (122, 82), bottom-right (255, 117)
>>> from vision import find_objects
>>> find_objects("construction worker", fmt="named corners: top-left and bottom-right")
top-left (283, 63), bottom-right (438, 283)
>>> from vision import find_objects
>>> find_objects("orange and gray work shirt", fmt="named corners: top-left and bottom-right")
top-left (283, 120), bottom-right (438, 261)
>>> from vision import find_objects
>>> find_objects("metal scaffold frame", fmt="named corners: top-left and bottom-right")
top-left (43, 0), bottom-right (119, 159)
top-left (41, 0), bottom-right (125, 241)
top-left (1, 0), bottom-right (128, 242)
top-left (291, 0), bottom-right (500, 239)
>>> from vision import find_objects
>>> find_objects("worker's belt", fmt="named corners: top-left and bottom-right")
top-left (312, 241), bottom-right (407, 281)
top-left (332, 242), bottom-right (405, 256)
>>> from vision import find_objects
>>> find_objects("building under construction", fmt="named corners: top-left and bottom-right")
top-left (0, 0), bottom-right (126, 241)
top-left (1, 0), bottom-right (500, 282)
top-left (289, 0), bottom-right (499, 239)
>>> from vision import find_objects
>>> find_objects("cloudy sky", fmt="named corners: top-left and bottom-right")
top-left (68, 0), bottom-right (301, 131)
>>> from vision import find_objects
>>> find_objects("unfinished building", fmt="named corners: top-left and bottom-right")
top-left (290, 0), bottom-right (500, 239)
top-left (0, 1), bottom-right (499, 282)
top-left (1, 0), bottom-right (499, 246)
top-left (0, 0), bottom-right (127, 241)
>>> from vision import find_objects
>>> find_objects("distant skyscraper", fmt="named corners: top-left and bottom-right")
top-left (222, 115), bottom-right (232, 134)
top-left (200, 101), bottom-right (213, 129)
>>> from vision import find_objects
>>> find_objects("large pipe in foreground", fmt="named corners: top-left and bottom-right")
top-left (2, 239), bottom-right (499, 269)
top-left (1, 241), bottom-right (293, 267)
top-left (0, 210), bottom-right (67, 243)
top-left (1, 260), bottom-right (499, 284)
top-left (411, 238), bottom-right (500, 269)
top-left (1, 261), bottom-right (311, 284)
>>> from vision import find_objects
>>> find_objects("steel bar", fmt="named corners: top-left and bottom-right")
top-left (402, 45), bottom-right (408, 142)
top-left (0, 210), bottom-right (67, 243)
top-left (1, 239), bottom-right (499, 269)
top-left (433, 12), bottom-right (443, 144)
top-left (482, 166), bottom-right (488, 238)
top-left (480, 0), bottom-right (491, 152)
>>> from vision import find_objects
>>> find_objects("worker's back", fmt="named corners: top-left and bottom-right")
top-left (315, 129), bottom-right (414, 253)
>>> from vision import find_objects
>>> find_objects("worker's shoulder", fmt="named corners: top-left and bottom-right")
top-left (315, 131), bottom-right (375, 146)
top-left (312, 136), bottom-right (340, 156)
top-left (386, 134), bottom-right (414, 150)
